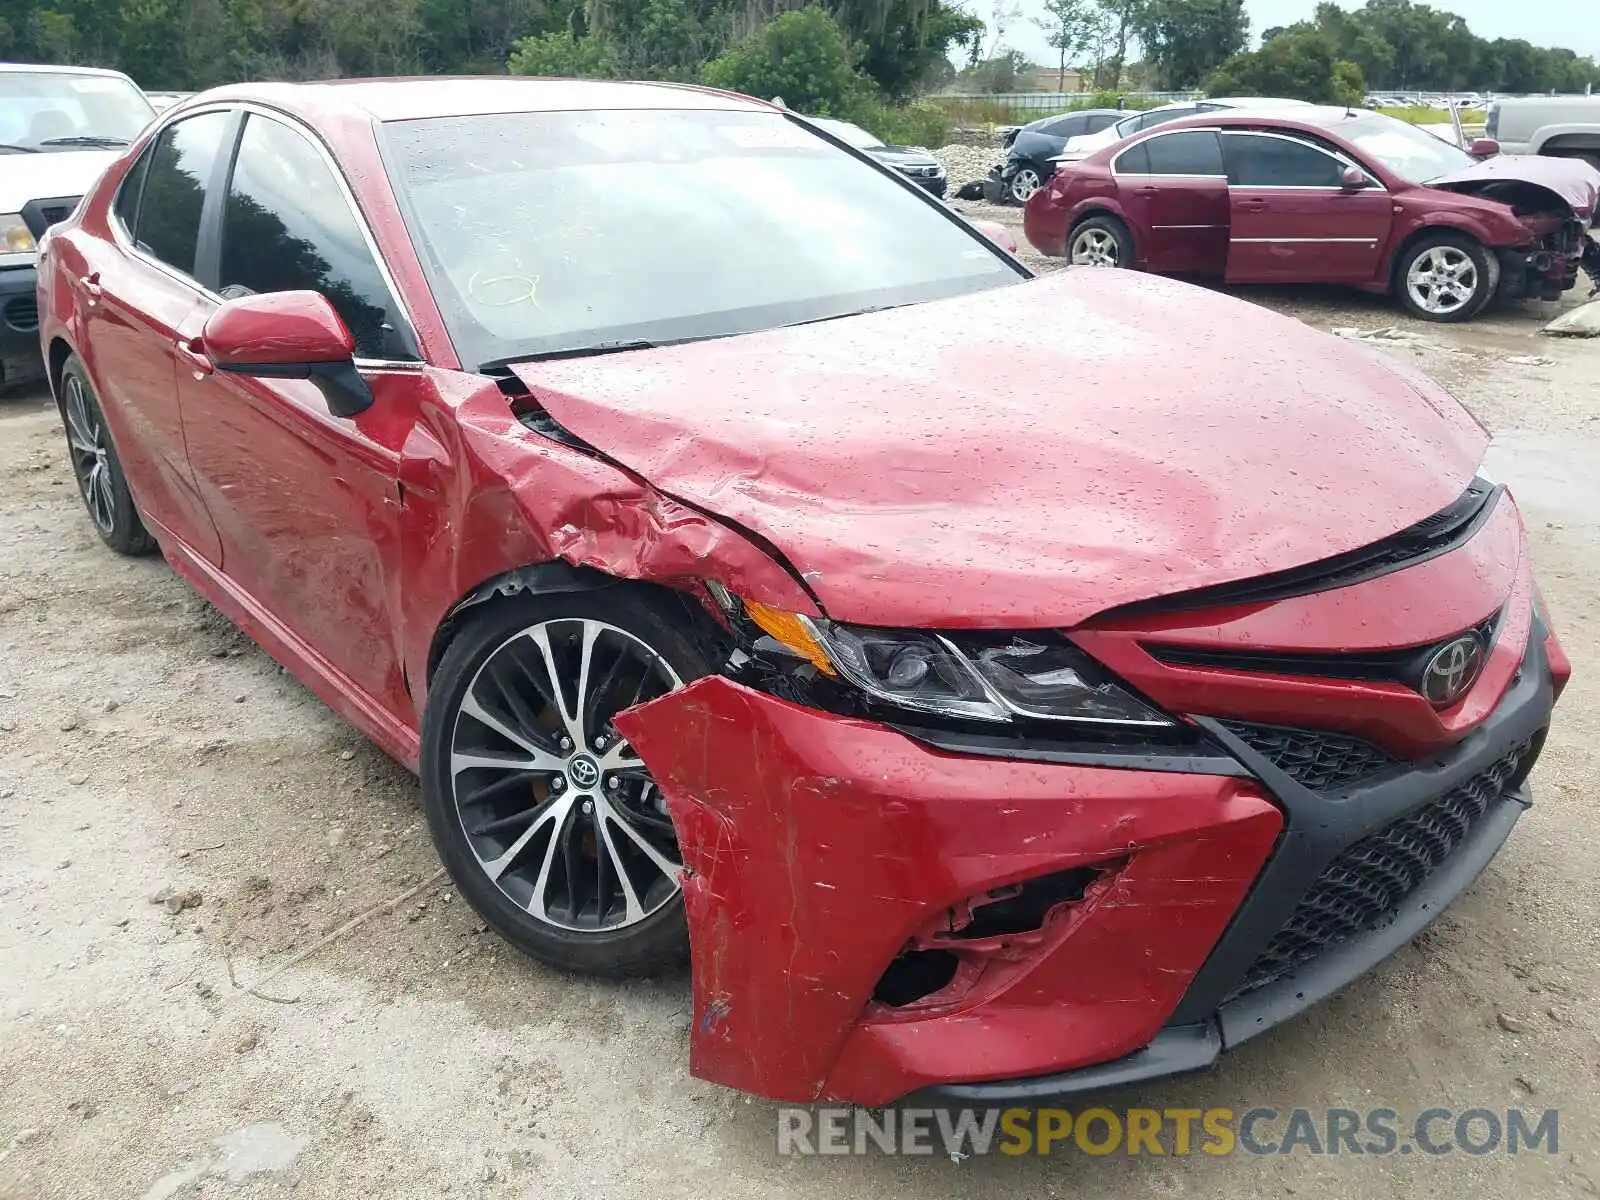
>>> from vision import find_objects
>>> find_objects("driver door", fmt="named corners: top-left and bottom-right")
top-left (1223, 131), bottom-right (1393, 283)
top-left (175, 111), bottom-right (424, 719)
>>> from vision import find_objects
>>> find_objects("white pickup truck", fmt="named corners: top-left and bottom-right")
top-left (1, 62), bottom-right (154, 391)
top-left (1487, 95), bottom-right (1600, 171)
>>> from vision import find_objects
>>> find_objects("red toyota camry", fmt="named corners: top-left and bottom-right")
top-left (37, 78), bottom-right (1569, 1106)
top-left (1023, 107), bottom-right (1600, 321)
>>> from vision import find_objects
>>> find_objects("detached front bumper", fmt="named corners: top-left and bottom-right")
top-left (614, 616), bottom-right (1561, 1108)
top-left (0, 264), bottom-right (45, 391)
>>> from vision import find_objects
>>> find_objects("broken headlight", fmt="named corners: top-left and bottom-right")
top-left (734, 598), bottom-right (1172, 729)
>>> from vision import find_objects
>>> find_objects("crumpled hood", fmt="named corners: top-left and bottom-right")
top-left (1428, 154), bottom-right (1600, 218)
top-left (510, 271), bottom-right (1487, 628)
top-left (0, 150), bottom-right (120, 212)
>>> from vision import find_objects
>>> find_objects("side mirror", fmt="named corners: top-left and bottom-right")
top-left (202, 290), bottom-right (373, 418)
top-left (1340, 165), bottom-right (1368, 190)
top-left (1468, 137), bottom-right (1500, 158)
top-left (970, 219), bottom-right (1018, 253)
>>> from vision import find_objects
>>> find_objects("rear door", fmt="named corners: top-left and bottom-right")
top-left (1223, 131), bottom-right (1393, 283)
top-left (1115, 130), bottom-right (1229, 275)
top-left (78, 109), bottom-right (235, 563)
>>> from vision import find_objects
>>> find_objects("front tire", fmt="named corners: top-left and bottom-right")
top-left (421, 587), bottom-right (709, 978)
top-left (1395, 233), bottom-right (1496, 322)
top-left (58, 356), bottom-right (157, 556)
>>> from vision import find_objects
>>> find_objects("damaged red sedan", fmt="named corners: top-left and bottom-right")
top-left (39, 79), bottom-right (1570, 1107)
top-left (1024, 107), bottom-right (1600, 321)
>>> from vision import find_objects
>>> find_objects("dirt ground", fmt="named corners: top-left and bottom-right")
top-left (2, 264), bottom-right (1599, 1199)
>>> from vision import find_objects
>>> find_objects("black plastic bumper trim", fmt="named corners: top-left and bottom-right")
top-left (903, 1023), bottom-right (1221, 1108)
top-left (898, 784), bottom-right (1526, 1109)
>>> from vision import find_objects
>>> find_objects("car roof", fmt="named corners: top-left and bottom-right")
top-left (1029, 108), bottom-right (1121, 126)
top-left (1157, 106), bottom-right (1375, 133)
top-left (0, 62), bottom-right (139, 80)
top-left (178, 77), bottom-right (773, 124)
top-left (1203, 96), bottom-right (1316, 107)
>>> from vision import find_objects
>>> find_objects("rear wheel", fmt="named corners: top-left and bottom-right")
top-left (421, 588), bottom-right (708, 977)
top-left (1396, 233), bottom-right (1496, 322)
top-left (58, 356), bottom-right (156, 556)
top-left (1069, 215), bottom-right (1133, 269)
top-left (1009, 166), bottom-right (1043, 204)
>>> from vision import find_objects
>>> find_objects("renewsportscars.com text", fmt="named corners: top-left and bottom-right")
top-left (777, 1106), bottom-right (1559, 1158)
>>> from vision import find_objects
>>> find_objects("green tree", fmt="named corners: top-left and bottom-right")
top-left (855, 0), bottom-right (981, 101)
top-left (1032, 0), bottom-right (1092, 84)
top-left (1089, 0), bottom-right (1140, 89)
top-left (700, 6), bottom-right (869, 116)
top-left (507, 28), bottom-right (616, 75)
top-left (1134, 0), bottom-right (1247, 89)
top-left (1205, 26), bottom-right (1364, 104)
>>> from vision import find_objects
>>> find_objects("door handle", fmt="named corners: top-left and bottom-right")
top-left (1135, 186), bottom-right (1159, 197)
top-left (176, 336), bottom-right (214, 377)
top-left (1237, 198), bottom-right (1267, 211)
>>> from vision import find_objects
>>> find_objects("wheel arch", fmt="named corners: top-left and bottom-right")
top-left (1383, 220), bottom-right (1492, 291)
top-left (46, 336), bottom-right (74, 405)
top-left (1067, 205), bottom-right (1144, 265)
top-left (424, 563), bottom-right (725, 687)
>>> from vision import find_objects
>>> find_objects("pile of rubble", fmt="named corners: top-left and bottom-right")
top-left (933, 143), bottom-right (1003, 192)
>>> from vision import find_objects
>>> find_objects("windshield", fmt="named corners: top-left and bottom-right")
top-left (1344, 115), bottom-right (1474, 182)
top-left (0, 70), bottom-right (154, 152)
top-left (382, 108), bottom-right (1019, 368)
top-left (811, 117), bottom-right (885, 150)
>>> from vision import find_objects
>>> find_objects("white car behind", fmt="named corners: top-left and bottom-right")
top-left (1, 63), bottom-right (154, 390)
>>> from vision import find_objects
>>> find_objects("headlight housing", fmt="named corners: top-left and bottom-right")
top-left (736, 598), bottom-right (1172, 729)
top-left (2, 213), bottom-right (37, 256)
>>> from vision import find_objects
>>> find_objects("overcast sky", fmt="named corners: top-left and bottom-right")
top-left (995, 0), bottom-right (1598, 70)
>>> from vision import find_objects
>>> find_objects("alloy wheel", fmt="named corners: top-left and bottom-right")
top-left (1405, 246), bottom-right (1478, 316)
top-left (1070, 228), bottom-right (1120, 267)
top-left (448, 618), bottom-right (684, 933)
top-left (1010, 168), bottom-right (1042, 204)
top-left (63, 374), bottom-right (115, 536)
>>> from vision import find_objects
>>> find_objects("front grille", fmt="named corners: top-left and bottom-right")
top-left (1232, 738), bottom-right (1533, 996)
top-left (3, 295), bottom-right (38, 333)
top-left (1219, 720), bottom-right (1396, 791)
top-left (1149, 613), bottom-right (1499, 696)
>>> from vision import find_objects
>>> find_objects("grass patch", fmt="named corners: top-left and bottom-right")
top-left (1376, 106), bottom-right (1486, 125)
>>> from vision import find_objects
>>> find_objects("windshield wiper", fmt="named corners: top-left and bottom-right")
top-left (40, 135), bottom-right (130, 148)
top-left (0, 142), bottom-right (41, 153)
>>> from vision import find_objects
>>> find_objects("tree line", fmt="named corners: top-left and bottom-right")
top-left (1, 0), bottom-right (1594, 141)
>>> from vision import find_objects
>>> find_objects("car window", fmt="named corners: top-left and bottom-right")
top-left (1126, 106), bottom-right (1197, 135)
top-left (1224, 133), bottom-right (1346, 187)
top-left (1143, 130), bottom-right (1225, 175)
top-left (382, 108), bottom-right (1019, 370)
top-left (1113, 141), bottom-right (1151, 174)
top-left (1084, 113), bottom-right (1120, 134)
top-left (218, 115), bottom-right (414, 360)
top-left (1039, 115), bottom-right (1081, 137)
top-left (132, 111), bottom-right (232, 277)
top-left (113, 149), bottom-right (151, 236)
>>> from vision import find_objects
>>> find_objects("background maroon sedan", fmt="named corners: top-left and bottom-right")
top-left (1023, 107), bottom-right (1600, 321)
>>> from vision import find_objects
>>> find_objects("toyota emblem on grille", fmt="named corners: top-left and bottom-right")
top-left (1420, 634), bottom-right (1485, 706)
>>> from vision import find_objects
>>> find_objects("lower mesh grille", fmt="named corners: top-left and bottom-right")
top-left (1232, 738), bottom-right (1533, 997)
top-left (1219, 720), bottom-right (1396, 791)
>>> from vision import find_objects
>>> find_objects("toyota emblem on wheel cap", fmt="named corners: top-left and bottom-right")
top-left (567, 755), bottom-right (600, 789)
top-left (1420, 634), bottom-right (1485, 706)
